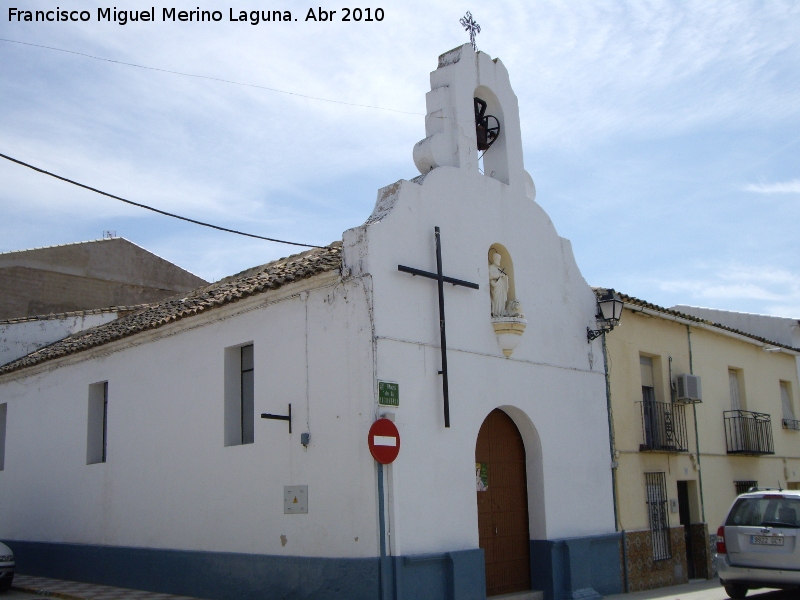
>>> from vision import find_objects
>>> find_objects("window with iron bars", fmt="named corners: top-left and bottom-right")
top-left (645, 472), bottom-right (672, 561)
top-left (735, 480), bottom-right (758, 496)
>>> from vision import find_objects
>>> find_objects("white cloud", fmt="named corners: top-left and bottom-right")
top-left (654, 264), bottom-right (800, 317)
top-left (2, 0), bottom-right (800, 301)
top-left (744, 180), bottom-right (800, 194)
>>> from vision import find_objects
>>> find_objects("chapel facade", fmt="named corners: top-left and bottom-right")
top-left (0, 45), bottom-right (622, 600)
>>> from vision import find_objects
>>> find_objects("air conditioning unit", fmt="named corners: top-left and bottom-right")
top-left (675, 374), bottom-right (702, 403)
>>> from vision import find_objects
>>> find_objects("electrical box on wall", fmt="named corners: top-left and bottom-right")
top-left (284, 485), bottom-right (308, 514)
top-left (669, 498), bottom-right (679, 513)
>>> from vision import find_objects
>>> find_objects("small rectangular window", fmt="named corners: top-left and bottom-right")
top-left (0, 403), bottom-right (7, 471)
top-left (241, 344), bottom-right (254, 445)
top-left (645, 472), bottom-right (672, 561)
top-left (87, 382), bottom-right (108, 465)
top-left (224, 343), bottom-right (254, 446)
top-left (735, 480), bottom-right (758, 496)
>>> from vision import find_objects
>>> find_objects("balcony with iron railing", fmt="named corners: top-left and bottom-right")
top-left (724, 410), bottom-right (775, 455)
top-left (783, 418), bottom-right (800, 431)
top-left (638, 401), bottom-right (689, 453)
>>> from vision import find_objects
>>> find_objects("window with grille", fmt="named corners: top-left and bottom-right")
top-left (735, 480), bottom-right (757, 495)
top-left (645, 472), bottom-right (671, 561)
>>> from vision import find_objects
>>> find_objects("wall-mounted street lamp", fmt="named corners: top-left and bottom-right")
top-left (587, 288), bottom-right (624, 342)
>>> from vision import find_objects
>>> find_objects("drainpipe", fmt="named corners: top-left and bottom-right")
top-left (602, 332), bottom-right (620, 531)
top-left (687, 326), bottom-right (707, 524)
top-left (602, 332), bottom-right (629, 592)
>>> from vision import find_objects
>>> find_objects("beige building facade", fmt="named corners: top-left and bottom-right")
top-left (603, 294), bottom-right (800, 592)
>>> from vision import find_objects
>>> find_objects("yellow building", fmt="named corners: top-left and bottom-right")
top-left (601, 293), bottom-right (800, 592)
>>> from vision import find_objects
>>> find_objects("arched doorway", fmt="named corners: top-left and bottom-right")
top-left (476, 409), bottom-right (531, 596)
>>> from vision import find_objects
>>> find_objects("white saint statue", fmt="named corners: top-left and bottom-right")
top-left (489, 251), bottom-right (509, 317)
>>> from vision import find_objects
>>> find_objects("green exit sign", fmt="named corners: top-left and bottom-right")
top-left (378, 381), bottom-right (399, 407)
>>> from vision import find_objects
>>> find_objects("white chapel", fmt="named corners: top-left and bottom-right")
top-left (0, 45), bottom-right (622, 600)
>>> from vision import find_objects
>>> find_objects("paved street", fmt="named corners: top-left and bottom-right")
top-left (6, 574), bottom-right (199, 600)
top-left (605, 579), bottom-right (796, 600)
top-left (1, 576), bottom-right (796, 600)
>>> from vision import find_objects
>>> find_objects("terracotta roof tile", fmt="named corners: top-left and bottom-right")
top-left (0, 244), bottom-right (342, 377)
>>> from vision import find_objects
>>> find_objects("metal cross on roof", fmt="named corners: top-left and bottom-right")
top-left (460, 11), bottom-right (481, 52)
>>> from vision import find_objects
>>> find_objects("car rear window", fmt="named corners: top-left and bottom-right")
top-left (726, 497), bottom-right (800, 528)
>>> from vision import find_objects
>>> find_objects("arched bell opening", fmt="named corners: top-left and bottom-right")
top-left (474, 85), bottom-right (509, 184)
top-left (475, 408), bottom-right (538, 596)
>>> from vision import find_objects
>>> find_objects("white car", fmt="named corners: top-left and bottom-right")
top-left (716, 489), bottom-right (800, 598)
top-left (0, 542), bottom-right (13, 592)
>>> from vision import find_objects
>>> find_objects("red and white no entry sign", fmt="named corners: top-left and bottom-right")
top-left (368, 418), bottom-right (401, 464)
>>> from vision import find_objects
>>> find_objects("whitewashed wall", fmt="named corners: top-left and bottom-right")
top-left (0, 274), bottom-right (381, 559)
top-left (0, 313), bottom-right (120, 366)
top-left (344, 46), bottom-right (616, 557)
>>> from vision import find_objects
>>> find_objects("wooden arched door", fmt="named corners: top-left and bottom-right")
top-left (476, 409), bottom-right (531, 596)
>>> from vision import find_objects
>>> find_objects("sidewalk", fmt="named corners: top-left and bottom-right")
top-left (12, 574), bottom-right (200, 600)
top-left (9, 574), bottom-right (787, 600)
top-left (604, 578), bottom-right (785, 600)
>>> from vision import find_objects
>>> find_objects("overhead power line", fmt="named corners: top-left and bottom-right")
top-left (0, 152), bottom-right (325, 249)
top-left (0, 37), bottom-right (424, 116)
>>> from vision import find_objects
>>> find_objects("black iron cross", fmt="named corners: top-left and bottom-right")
top-left (460, 11), bottom-right (481, 52)
top-left (398, 227), bottom-right (479, 428)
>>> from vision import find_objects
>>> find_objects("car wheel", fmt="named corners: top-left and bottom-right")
top-left (0, 575), bottom-right (12, 593)
top-left (724, 584), bottom-right (747, 599)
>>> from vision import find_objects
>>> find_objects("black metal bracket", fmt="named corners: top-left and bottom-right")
top-left (261, 404), bottom-right (292, 433)
top-left (587, 327), bottom-right (606, 342)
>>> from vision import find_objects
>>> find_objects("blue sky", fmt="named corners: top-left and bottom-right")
top-left (1, 1), bottom-right (799, 316)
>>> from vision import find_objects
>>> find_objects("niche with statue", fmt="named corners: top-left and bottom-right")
top-left (488, 245), bottom-right (526, 357)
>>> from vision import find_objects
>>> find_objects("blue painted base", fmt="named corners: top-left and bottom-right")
top-left (6, 540), bottom-right (378, 600)
top-left (3, 540), bottom-right (485, 600)
top-left (389, 549), bottom-right (485, 600)
top-left (530, 533), bottom-right (623, 600)
top-left (6, 535), bottom-right (620, 600)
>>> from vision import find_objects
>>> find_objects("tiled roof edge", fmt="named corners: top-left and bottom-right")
top-left (598, 289), bottom-right (800, 352)
top-left (0, 305), bottom-right (152, 325)
top-left (0, 244), bottom-right (342, 377)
